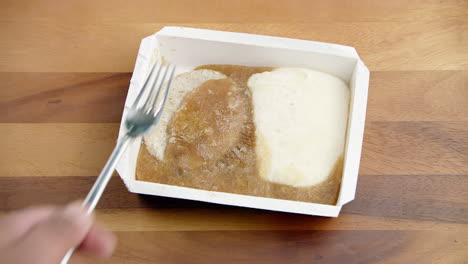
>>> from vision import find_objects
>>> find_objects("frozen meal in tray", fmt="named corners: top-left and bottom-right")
top-left (136, 64), bottom-right (350, 205)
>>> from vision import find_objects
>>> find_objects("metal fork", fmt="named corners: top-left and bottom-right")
top-left (60, 59), bottom-right (176, 264)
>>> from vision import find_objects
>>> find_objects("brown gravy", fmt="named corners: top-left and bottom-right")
top-left (136, 65), bottom-right (342, 205)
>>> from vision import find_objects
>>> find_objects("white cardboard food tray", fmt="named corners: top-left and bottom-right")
top-left (116, 27), bottom-right (369, 217)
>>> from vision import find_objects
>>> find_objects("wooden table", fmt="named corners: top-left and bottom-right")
top-left (1, 0), bottom-right (467, 263)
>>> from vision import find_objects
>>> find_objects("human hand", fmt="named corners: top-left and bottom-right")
top-left (0, 201), bottom-right (116, 264)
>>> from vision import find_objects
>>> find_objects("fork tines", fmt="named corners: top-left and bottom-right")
top-left (132, 58), bottom-right (176, 116)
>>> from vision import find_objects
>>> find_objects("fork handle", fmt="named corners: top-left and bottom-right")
top-left (60, 134), bottom-right (133, 264)
top-left (82, 133), bottom-right (132, 213)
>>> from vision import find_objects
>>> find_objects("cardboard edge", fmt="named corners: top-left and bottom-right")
top-left (156, 26), bottom-right (359, 60)
top-left (337, 59), bottom-right (370, 205)
top-left (125, 180), bottom-right (341, 217)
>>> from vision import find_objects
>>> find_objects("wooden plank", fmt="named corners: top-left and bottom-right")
top-left (343, 174), bottom-right (468, 223)
top-left (1, 71), bottom-right (467, 122)
top-left (0, 21), bottom-right (466, 72)
top-left (1, 0), bottom-right (466, 23)
top-left (0, 72), bottom-right (130, 122)
top-left (88, 208), bottom-right (468, 232)
top-left (75, 230), bottom-right (467, 264)
top-left (0, 175), bottom-right (466, 223)
top-left (367, 71), bottom-right (468, 121)
top-left (0, 123), bottom-right (119, 177)
top-left (361, 121), bottom-right (468, 175)
top-left (1, 208), bottom-right (464, 231)
top-left (1, 122), bottom-right (466, 176)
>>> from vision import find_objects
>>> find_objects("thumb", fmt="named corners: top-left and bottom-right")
top-left (15, 202), bottom-right (93, 264)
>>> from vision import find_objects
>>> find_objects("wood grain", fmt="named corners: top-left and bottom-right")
top-left (0, 0), bottom-right (467, 263)
top-left (2, 207), bottom-right (466, 232)
top-left (0, 123), bottom-right (119, 176)
top-left (0, 73), bottom-right (130, 122)
top-left (76, 230), bottom-right (466, 264)
top-left (368, 71), bottom-right (468, 121)
top-left (91, 208), bottom-right (468, 232)
top-left (2, 0), bottom-right (466, 23)
top-left (361, 121), bottom-right (468, 175)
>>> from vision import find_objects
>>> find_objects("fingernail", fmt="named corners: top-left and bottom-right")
top-left (62, 201), bottom-right (92, 227)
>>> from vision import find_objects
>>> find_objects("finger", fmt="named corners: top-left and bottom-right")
top-left (10, 201), bottom-right (94, 264)
top-left (78, 224), bottom-right (116, 259)
top-left (0, 206), bottom-right (56, 247)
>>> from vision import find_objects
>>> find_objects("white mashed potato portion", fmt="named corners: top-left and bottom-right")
top-left (248, 68), bottom-right (350, 187)
top-left (144, 69), bottom-right (227, 160)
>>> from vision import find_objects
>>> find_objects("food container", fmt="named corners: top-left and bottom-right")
top-left (116, 26), bottom-right (369, 217)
